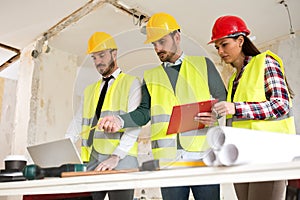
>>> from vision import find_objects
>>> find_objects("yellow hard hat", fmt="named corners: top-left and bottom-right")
top-left (87, 32), bottom-right (117, 54)
top-left (144, 12), bottom-right (180, 44)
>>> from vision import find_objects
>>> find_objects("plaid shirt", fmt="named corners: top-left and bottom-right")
top-left (233, 55), bottom-right (290, 120)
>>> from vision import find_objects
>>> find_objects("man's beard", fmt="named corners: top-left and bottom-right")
top-left (157, 41), bottom-right (177, 63)
top-left (98, 54), bottom-right (115, 77)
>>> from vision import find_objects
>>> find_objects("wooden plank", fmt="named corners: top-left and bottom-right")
top-left (61, 169), bottom-right (139, 177)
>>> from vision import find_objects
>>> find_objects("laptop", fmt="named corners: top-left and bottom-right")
top-left (27, 138), bottom-right (82, 168)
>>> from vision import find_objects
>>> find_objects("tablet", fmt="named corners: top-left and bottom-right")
top-left (166, 99), bottom-right (218, 135)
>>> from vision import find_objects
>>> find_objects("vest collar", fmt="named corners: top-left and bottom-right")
top-left (102, 68), bottom-right (122, 80)
top-left (163, 53), bottom-right (185, 68)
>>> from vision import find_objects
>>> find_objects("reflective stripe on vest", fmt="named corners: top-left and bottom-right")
top-left (144, 56), bottom-right (211, 159)
top-left (82, 117), bottom-right (92, 127)
top-left (151, 114), bottom-right (170, 123)
top-left (94, 131), bottom-right (123, 139)
top-left (81, 73), bottom-right (139, 162)
top-left (227, 50), bottom-right (295, 134)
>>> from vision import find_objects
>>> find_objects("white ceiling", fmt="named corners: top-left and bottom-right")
top-left (1, 0), bottom-right (300, 73)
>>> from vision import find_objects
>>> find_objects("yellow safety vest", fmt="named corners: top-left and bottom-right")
top-left (144, 56), bottom-right (211, 159)
top-left (81, 73), bottom-right (139, 162)
top-left (227, 50), bottom-right (295, 134)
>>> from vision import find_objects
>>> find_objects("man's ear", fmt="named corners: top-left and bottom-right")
top-left (175, 31), bottom-right (181, 44)
top-left (111, 49), bottom-right (117, 59)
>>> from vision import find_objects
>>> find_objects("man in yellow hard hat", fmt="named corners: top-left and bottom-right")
top-left (66, 32), bottom-right (142, 200)
top-left (99, 13), bottom-right (226, 200)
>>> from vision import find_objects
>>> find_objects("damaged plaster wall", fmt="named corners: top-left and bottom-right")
top-left (0, 78), bottom-right (17, 169)
top-left (0, 44), bottom-right (79, 200)
top-left (13, 44), bottom-right (37, 160)
top-left (27, 46), bottom-right (78, 147)
top-left (0, 78), bottom-right (3, 117)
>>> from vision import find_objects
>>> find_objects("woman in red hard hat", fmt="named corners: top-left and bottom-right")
top-left (209, 15), bottom-right (295, 200)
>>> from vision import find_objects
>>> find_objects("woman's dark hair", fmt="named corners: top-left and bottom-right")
top-left (232, 35), bottom-right (261, 56)
top-left (242, 36), bottom-right (261, 56)
top-left (235, 35), bottom-right (295, 98)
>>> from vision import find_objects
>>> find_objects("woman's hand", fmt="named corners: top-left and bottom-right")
top-left (213, 101), bottom-right (236, 117)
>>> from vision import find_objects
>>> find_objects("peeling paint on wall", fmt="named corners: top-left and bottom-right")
top-left (27, 46), bottom-right (78, 144)
top-left (0, 78), bottom-right (4, 122)
top-left (0, 78), bottom-right (17, 168)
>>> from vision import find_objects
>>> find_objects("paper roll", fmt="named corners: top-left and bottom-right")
top-left (218, 144), bottom-right (239, 166)
top-left (202, 148), bottom-right (222, 166)
top-left (206, 126), bottom-right (226, 150)
top-left (202, 148), bottom-right (216, 166)
top-left (206, 126), bottom-right (300, 166)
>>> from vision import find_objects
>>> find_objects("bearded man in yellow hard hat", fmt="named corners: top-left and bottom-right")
top-left (99, 13), bottom-right (227, 200)
top-left (67, 32), bottom-right (142, 200)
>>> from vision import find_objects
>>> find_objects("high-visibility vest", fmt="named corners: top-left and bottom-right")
top-left (227, 50), bottom-right (295, 134)
top-left (81, 73), bottom-right (139, 162)
top-left (144, 56), bottom-right (211, 159)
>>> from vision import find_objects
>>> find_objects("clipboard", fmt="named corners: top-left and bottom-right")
top-left (166, 99), bottom-right (218, 135)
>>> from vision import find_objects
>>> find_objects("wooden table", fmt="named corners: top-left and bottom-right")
top-left (1, 161), bottom-right (300, 196)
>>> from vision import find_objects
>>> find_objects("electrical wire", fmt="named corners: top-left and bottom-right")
top-left (279, 0), bottom-right (295, 35)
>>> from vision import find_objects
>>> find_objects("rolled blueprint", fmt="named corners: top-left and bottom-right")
top-left (206, 126), bottom-right (226, 150)
top-left (202, 148), bottom-right (222, 167)
top-left (205, 126), bottom-right (300, 166)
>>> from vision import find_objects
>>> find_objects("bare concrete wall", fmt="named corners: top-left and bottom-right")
top-left (277, 36), bottom-right (300, 133)
top-left (258, 34), bottom-right (300, 133)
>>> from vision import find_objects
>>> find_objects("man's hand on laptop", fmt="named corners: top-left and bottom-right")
top-left (98, 115), bottom-right (122, 133)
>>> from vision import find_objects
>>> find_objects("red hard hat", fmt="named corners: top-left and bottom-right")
top-left (208, 15), bottom-right (250, 44)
